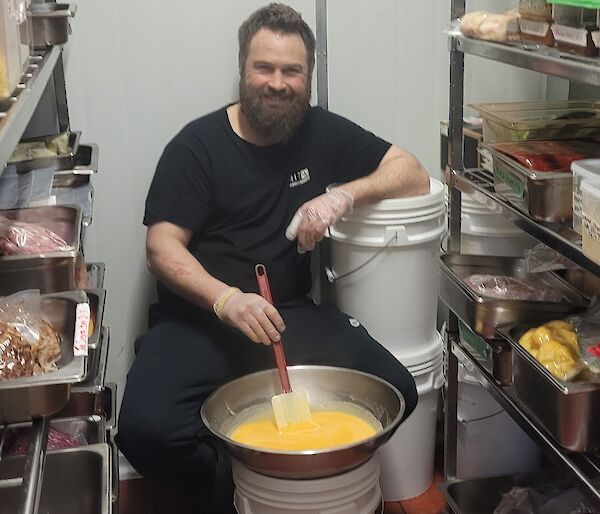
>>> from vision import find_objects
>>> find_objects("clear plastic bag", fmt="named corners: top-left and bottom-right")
top-left (565, 299), bottom-right (600, 374)
top-left (459, 10), bottom-right (521, 43)
top-left (494, 482), bottom-right (595, 514)
top-left (465, 273), bottom-right (563, 302)
top-left (0, 215), bottom-right (70, 255)
top-left (0, 290), bottom-right (61, 379)
top-left (524, 243), bottom-right (578, 272)
top-left (5, 427), bottom-right (87, 456)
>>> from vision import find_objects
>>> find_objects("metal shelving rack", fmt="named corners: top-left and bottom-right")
top-left (444, 1), bottom-right (600, 512)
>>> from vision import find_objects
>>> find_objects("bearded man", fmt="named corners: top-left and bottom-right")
top-left (117, 3), bottom-right (429, 512)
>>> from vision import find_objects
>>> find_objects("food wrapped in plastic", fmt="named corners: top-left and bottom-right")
top-left (565, 300), bottom-right (600, 374)
top-left (0, 216), bottom-right (70, 255)
top-left (0, 290), bottom-right (61, 380)
top-left (465, 273), bottom-right (563, 302)
top-left (5, 427), bottom-right (86, 456)
top-left (519, 320), bottom-right (584, 381)
top-left (460, 10), bottom-right (521, 42)
top-left (490, 140), bottom-right (600, 173)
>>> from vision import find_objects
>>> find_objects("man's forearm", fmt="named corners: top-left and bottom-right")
top-left (147, 241), bottom-right (229, 311)
top-left (339, 146), bottom-right (430, 207)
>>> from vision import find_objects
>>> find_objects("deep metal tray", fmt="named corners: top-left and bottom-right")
top-left (484, 143), bottom-right (573, 222)
top-left (0, 443), bottom-right (111, 514)
top-left (53, 143), bottom-right (99, 188)
top-left (439, 253), bottom-right (588, 338)
top-left (86, 262), bottom-right (106, 289)
top-left (54, 383), bottom-right (116, 430)
top-left (8, 131), bottom-right (81, 173)
top-left (0, 291), bottom-right (89, 423)
top-left (439, 469), bottom-right (581, 514)
top-left (30, 3), bottom-right (77, 48)
top-left (74, 327), bottom-right (109, 393)
top-left (86, 288), bottom-right (105, 349)
top-left (499, 324), bottom-right (600, 452)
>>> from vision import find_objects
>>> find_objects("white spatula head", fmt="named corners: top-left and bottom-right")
top-left (271, 387), bottom-right (312, 430)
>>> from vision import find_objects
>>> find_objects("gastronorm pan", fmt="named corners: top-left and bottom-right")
top-left (86, 262), bottom-right (105, 289)
top-left (1, 415), bottom-right (106, 458)
top-left (438, 253), bottom-right (587, 338)
top-left (53, 143), bottom-right (99, 188)
top-left (484, 143), bottom-right (574, 222)
top-left (30, 3), bottom-right (77, 48)
top-left (0, 290), bottom-right (89, 423)
top-left (499, 324), bottom-right (600, 452)
top-left (0, 443), bottom-right (111, 514)
top-left (8, 131), bottom-right (81, 173)
top-left (74, 327), bottom-right (109, 393)
top-left (55, 383), bottom-right (116, 430)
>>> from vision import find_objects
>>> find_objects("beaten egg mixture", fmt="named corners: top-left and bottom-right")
top-left (229, 409), bottom-right (378, 451)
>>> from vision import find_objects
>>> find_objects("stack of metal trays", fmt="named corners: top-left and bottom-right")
top-left (52, 144), bottom-right (99, 188)
top-left (483, 142), bottom-right (574, 222)
top-left (439, 253), bottom-right (588, 338)
top-left (0, 291), bottom-right (89, 424)
top-left (499, 325), bottom-right (600, 452)
top-left (0, 205), bottom-right (83, 296)
top-left (8, 131), bottom-right (81, 173)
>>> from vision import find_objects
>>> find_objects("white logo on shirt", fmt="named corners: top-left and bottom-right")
top-left (289, 168), bottom-right (311, 188)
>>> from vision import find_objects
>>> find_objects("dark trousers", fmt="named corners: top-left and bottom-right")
top-left (116, 303), bottom-right (418, 513)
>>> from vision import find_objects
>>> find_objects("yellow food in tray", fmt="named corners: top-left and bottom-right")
top-left (519, 321), bottom-right (582, 381)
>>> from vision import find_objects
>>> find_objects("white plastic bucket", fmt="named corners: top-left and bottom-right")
top-left (460, 192), bottom-right (537, 257)
top-left (456, 362), bottom-right (542, 479)
top-left (233, 456), bottom-right (383, 514)
top-left (378, 337), bottom-right (444, 501)
top-left (329, 178), bottom-right (446, 350)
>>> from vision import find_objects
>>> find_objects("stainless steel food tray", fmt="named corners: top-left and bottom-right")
top-left (74, 327), bottom-right (109, 393)
top-left (439, 469), bottom-right (579, 514)
top-left (499, 325), bottom-right (600, 452)
top-left (8, 131), bottom-right (81, 173)
top-left (86, 288), bottom-right (105, 349)
top-left (0, 443), bottom-right (111, 514)
top-left (53, 143), bottom-right (99, 188)
top-left (55, 383), bottom-right (116, 430)
top-left (0, 291), bottom-right (89, 423)
top-left (439, 253), bottom-right (588, 338)
top-left (30, 3), bottom-right (77, 48)
top-left (484, 143), bottom-right (574, 222)
top-left (1, 415), bottom-right (106, 457)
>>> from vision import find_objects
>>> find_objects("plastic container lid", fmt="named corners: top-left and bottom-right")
top-left (572, 159), bottom-right (600, 179)
top-left (581, 178), bottom-right (600, 199)
top-left (471, 101), bottom-right (600, 131)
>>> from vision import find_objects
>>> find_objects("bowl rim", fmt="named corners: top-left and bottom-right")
top-left (200, 364), bottom-right (406, 456)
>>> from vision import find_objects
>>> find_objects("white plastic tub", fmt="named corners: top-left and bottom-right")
top-left (572, 159), bottom-right (600, 235)
top-left (329, 178), bottom-right (446, 350)
top-left (379, 335), bottom-right (444, 501)
top-left (233, 456), bottom-right (382, 514)
top-left (581, 179), bottom-right (600, 265)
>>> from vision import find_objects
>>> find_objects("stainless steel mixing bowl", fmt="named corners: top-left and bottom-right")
top-left (201, 365), bottom-right (405, 478)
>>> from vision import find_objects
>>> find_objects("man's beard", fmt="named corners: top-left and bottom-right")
top-left (239, 79), bottom-right (311, 144)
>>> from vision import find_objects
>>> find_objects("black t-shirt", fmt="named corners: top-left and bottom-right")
top-left (144, 105), bottom-right (391, 323)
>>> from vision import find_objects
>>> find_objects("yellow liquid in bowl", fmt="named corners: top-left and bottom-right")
top-left (229, 410), bottom-right (378, 451)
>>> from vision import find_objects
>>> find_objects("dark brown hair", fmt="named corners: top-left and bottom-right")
top-left (238, 3), bottom-right (316, 77)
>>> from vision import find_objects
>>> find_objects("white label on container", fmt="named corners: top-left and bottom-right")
top-left (552, 24), bottom-right (589, 47)
top-left (74, 302), bottom-right (90, 356)
top-left (519, 19), bottom-right (549, 37)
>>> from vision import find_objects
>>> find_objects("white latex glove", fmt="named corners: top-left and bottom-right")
top-left (218, 291), bottom-right (286, 345)
top-left (285, 188), bottom-right (354, 253)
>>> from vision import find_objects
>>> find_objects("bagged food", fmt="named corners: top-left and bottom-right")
top-left (0, 290), bottom-right (61, 380)
top-left (0, 216), bottom-right (70, 255)
top-left (465, 273), bottom-right (563, 302)
top-left (565, 300), bottom-right (600, 374)
top-left (491, 140), bottom-right (600, 173)
top-left (460, 10), bottom-right (521, 42)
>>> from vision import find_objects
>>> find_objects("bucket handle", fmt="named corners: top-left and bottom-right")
top-left (325, 233), bottom-right (398, 283)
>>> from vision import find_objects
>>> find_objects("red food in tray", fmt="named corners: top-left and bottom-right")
top-left (491, 140), bottom-right (600, 173)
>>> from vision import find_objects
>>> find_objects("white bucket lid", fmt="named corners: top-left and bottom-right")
top-left (388, 331), bottom-right (443, 369)
top-left (348, 178), bottom-right (444, 215)
top-left (571, 158), bottom-right (600, 179)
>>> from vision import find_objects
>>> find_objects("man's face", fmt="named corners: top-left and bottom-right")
top-left (240, 28), bottom-right (311, 144)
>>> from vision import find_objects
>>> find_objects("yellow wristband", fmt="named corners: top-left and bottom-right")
top-left (213, 287), bottom-right (241, 318)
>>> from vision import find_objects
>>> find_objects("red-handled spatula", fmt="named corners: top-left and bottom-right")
top-left (255, 264), bottom-right (312, 430)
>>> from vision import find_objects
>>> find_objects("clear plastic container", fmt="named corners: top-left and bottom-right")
top-left (471, 101), bottom-right (600, 143)
top-left (571, 159), bottom-right (600, 234)
top-left (0, 0), bottom-right (26, 99)
top-left (581, 179), bottom-right (600, 265)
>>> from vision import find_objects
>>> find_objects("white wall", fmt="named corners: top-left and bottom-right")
top-left (63, 1), bottom-right (548, 416)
